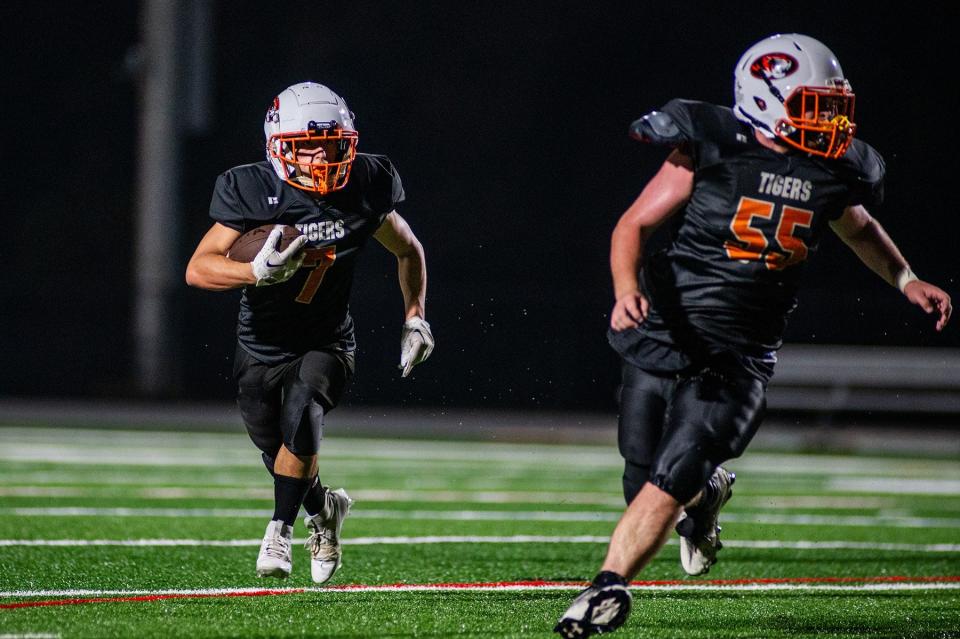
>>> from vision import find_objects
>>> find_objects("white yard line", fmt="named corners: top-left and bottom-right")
top-left (722, 540), bottom-right (960, 552)
top-left (828, 477), bottom-right (960, 495)
top-left (4, 507), bottom-right (960, 528)
top-left (734, 496), bottom-right (901, 509)
top-left (0, 486), bottom-right (625, 506)
top-left (0, 487), bottom-right (91, 497)
top-left (2, 582), bottom-right (959, 599)
top-left (0, 449), bottom-right (615, 472)
top-left (0, 507), bottom-right (618, 522)
top-left (3, 487), bottom-right (956, 511)
top-left (0, 440), bottom-right (615, 470)
top-left (3, 507), bottom-right (277, 518)
top-left (1, 536), bottom-right (958, 552)
top-left (0, 472), bottom-right (261, 486)
top-left (0, 429), bottom-right (616, 464)
top-left (718, 512), bottom-right (960, 528)
top-left (2, 429), bottom-right (957, 477)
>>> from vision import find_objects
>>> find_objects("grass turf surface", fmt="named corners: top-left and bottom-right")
top-left (1, 427), bottom-right (958, 638)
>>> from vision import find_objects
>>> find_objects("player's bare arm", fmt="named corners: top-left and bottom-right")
top-left (374, 210), bottom-right (434, 376)
top-left (185, 223), bottom-right (255, 290)
top-left (831, 205), bottom-right (952, 331)
top-left (609, 148), bottom-right (694, 331)
top-left (374, 211), bottom-right (427, 320)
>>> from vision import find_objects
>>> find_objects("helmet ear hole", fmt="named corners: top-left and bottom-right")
top-left (753, 97), bottom-right (767, 111)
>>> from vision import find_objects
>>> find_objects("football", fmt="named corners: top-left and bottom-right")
top-left (227, 225), bottom-right (304, 263)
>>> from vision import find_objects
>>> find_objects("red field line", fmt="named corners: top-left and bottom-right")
top-left (4, 576), bottom-right (959, 609)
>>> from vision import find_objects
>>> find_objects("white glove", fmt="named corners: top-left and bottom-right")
top-left (251, 226), bottom-right (308, 286)
top-left (399, 317), bottom-right (434, 377)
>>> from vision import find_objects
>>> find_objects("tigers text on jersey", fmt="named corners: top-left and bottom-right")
top-left (613, 99), bottom-right (885, 372)
top-left (209, 153), bottom-right (405, 364)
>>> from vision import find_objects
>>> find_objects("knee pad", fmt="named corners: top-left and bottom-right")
top-left (277, 350), bottom-right (353, 456)
top-left (298, 351), bottom-right (352, 411)
top-left (290, 399), bottom-right (325, 455)
top-left (280, 378), bottom-right (325, 456)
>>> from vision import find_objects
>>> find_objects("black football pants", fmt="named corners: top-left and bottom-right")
top-left (617, 357), bottom-right (766, 505)
top-left (233, 345), bottom-right (354, 458)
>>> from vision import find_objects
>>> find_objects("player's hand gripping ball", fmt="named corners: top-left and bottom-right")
top-left (227, 224), bottom-right (304, 262)
top-left (228, 224), bottom-right (307, 286)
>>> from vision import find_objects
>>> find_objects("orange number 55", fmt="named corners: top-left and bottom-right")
top-left (723, 197), bottom-right (813, 270)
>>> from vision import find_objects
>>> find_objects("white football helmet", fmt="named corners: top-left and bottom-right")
top-left (734, 34), bottom-right (856, 158)
top-left (264, 82), bottom-right (358, 194)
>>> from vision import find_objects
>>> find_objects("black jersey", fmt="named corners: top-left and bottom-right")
top-left (610, 99), bottom-right (885, 373)
top-left (209, 153), bottom-right (405, 364)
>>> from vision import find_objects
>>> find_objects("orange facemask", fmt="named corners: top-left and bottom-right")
top-left (267, 128), bottom-right (358, 194)
top-left (777, 86), bottom-right (856, 159)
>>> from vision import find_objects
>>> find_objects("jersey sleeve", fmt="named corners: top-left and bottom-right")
top-left (346, 154), bottom-right (406, 223)
top-left (838, 139), bottom-right (885, 208)
top-left (208, 171), bottom-right (246, 231)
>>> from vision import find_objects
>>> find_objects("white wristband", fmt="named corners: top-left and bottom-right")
top-left (895, 266), bottom-right (919, 293)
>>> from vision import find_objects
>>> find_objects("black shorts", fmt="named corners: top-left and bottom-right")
top-left (233, 344), bottom-right (355, 456)
top-left (617, 352), bottom-right (766, 504)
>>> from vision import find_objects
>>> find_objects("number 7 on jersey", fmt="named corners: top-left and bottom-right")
top-left (295, 246), bottom-right (337, 304)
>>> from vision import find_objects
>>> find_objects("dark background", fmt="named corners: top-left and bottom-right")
top-left (3, 2), bottom-right (957, 410)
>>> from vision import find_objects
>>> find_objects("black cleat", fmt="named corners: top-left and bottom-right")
top-left (554, 572), bottom-right (632, 638)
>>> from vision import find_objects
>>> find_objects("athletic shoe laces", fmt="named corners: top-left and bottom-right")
top-left (305, 519), bottom-right (340, 561)
top-left (264, 531), bottom-right (291, 558)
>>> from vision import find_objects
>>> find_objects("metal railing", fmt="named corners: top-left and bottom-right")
top-left (768, 344), bottom-right (960, 414)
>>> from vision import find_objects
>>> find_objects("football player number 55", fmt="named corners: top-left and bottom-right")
top-left (295, 247), bottom-right (337, 304)
top-left (724, 197), bottom-right (813, 270)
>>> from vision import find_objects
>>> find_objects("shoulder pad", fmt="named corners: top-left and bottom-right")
top-left (629, 99), bottom-right (751, 148)
top-left (332, 153), bottom-right (405, 217)
top-left (629, 110), bottom-right (683, 145)
top-left (208, 163), bottom-right (280, 229)
top-left (221, 162), bottom-right (279, 193)
top-left (351, 153), bottom-right (397, 180)
top-left (834, 139), bottom-right (886, 207)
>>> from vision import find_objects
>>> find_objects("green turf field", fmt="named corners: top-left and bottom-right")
top-left (1, 426), bottom-right (958, 638)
